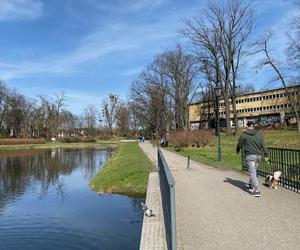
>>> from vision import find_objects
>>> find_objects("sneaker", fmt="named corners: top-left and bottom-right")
top-left (252, 191), bottom-right (261, 197)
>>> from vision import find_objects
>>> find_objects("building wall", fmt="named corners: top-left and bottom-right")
top-left (189, 85), bottom-right (300, 129)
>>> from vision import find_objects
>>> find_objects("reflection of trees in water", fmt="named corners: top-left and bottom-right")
top-left (0, 148), bottom-right (109, 210)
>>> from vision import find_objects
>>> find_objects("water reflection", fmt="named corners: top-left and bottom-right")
top-left (0, 148), bottom-right (109, 211)
top-left (0, 148), bottom-right (143, 250)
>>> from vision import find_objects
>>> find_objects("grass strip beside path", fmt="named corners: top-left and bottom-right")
top-left (89, 142), bottom-right (152, 197)
top-left (167, 130), bottom-right (300, 171)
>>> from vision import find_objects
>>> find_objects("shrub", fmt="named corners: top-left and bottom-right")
top-left (0, 138), bottom-right (46, 145)
top-left (168, 130), bottom-right (214, 151)
top-left (82, 137), bottom-right (97, 143)
top-left (57, 137), bottom-right (82, 143)
top-left (57, 136), bottom-right (97, 143)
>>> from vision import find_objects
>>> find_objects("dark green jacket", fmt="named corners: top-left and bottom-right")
top-left (236, 129), bottom-right (268, 156)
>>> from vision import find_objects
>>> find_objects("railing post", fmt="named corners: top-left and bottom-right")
top-left (280, 149), bottom-right (284, 188)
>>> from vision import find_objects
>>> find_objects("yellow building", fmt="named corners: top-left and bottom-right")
top-left (189, 85), bottom-right (300, 129)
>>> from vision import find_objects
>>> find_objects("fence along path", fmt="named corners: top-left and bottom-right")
top-left (139, 141), bottom-right (300, 250)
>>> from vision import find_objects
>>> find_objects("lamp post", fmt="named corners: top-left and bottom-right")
top-left (214, 86), bottom-right (222, 162)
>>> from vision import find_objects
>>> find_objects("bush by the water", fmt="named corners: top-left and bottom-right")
top-left (169, 130), bottom-right (214, 151)
top-left (82, 137), bottom-right (97, 143)
top-left (0, 138), bottom-right (46, 145)
top-left (57, 137), bottom-right (97, 143)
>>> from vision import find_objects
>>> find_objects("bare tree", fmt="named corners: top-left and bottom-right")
top-left (287, 0), bottom-right (300, 82)
top-left (59, 110), bottom-right (77, 135)
top-left (182, 0), bottom-right (253, 135)
top-left (255, 33), bottom-right (300, 132)
top-left (0, 81), bottom-right (9, 135)
top-left (84, 104), bottom-right (98, 136)
top-left (161, 44), bottom-right (199, 130)
top-left (38, 93), bottom-right (67, 138)
top-left (102, 94), bottom-right (119, 137)
top-left (128, 101), bottom-right (142, 133)
top-left (54, 92), bottom-right (67, 133)
top-left (218, 0), bottom-right (253, 135)
top-left (182, 10), bottom-right (224, 132)
top-left (116, 102), bottom-right (129, 137)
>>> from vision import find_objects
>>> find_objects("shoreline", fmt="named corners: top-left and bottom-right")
top-left (89, 142), bottom-right (153, 198)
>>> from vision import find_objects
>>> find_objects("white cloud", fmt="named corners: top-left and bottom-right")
top-left (0, 0), bottom-right (43, 21)
top-left (0, 8), bottom-right (181, 80)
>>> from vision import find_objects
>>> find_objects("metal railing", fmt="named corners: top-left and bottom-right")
top-left (158, 148), bottom-right (176, 250)
top-left (242, 147), bottom-right (300, 192)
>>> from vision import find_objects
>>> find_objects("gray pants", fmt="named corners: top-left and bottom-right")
top-left (246, 154), bottom-right (261, 191)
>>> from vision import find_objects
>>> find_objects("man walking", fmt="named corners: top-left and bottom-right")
top-left (236, 121), bottom-right (268, 197)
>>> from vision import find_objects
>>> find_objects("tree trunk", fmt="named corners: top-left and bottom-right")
top-left (224, 84), bottom-right (232, 136)
top-left (232, 96), bottom-right (239, 136)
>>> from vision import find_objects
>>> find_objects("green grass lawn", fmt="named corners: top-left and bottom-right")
top-left (89, 142), bottom-right (153, 197)
top-left (168, 130), bottom-right (300, 171)
top-left (0, 140), bottom-right (119, 150)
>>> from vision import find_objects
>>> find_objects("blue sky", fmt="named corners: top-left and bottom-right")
top-left (0, 0), bottom-right (297, 114)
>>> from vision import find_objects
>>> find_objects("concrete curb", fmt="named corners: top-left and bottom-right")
top-left (140, 172), bottom-right (167, 250)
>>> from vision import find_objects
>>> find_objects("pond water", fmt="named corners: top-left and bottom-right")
top-left (0, 148), bottom-right (144, 250)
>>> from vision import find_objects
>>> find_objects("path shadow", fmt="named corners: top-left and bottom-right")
top-left (223, 177), bottom-right (251, 194)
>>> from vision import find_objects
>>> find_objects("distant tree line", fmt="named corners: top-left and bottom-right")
top-left (0, 80), bottom-right (139, 139)
top-left (0, 81), bottom-right (76, 138)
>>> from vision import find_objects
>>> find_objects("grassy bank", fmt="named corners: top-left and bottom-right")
top-left (0, 140), bottom-right (119, 151)
top-left (89, 142), bottom-right (152, 197)
top-left (167, 130), bottom-right (300, 171)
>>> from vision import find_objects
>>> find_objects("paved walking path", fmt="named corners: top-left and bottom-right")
top-left (139, 141), bottom-right (300, 250)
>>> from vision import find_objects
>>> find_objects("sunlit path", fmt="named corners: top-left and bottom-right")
top-left (140, 141), bottom-right (300, 250)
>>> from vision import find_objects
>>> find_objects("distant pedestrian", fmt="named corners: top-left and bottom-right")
top-left (236, 121), bottom-right (268, 197)
top-left (142, 136), bottom-right (145, 143)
